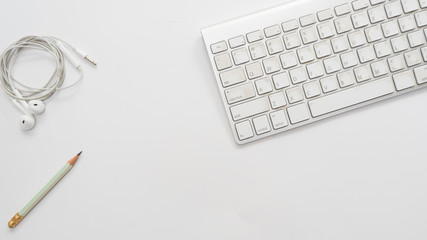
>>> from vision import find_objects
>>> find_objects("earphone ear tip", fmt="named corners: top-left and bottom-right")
top-left (20, 115), bottom-right (35, 131)
top-left (28, 100), bottom-right (45, 115)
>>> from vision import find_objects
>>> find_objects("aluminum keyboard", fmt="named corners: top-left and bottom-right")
top-left (201, 0), bottom-right (427, 144)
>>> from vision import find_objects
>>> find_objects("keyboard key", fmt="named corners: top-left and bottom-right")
top-left (381, 20), bottom-right (400, 37)
top-left (282, 19), bottom-right (299, 32)
top-left (415, 10), bottom-right (427, 26)
top-left (309, 77), bottom-right (395, 117)
top-left (255, 77), bottom-right (273, 94)
top-left (320, 76), bottom-right (338, 93)
top-left (348, 30), bottom-right (367, 48)
top-left (252, 115), bottom-right (271, 135)
top-left (231, 48), bottom-right (250, 65)
top-left (225, 82), bottom-right (256, 104)
top-left (317, 22), bottom-right (335, 39)
top-left (268, 92), bottom-right (287, 108)
top-left (283, 32), bottom-right (302, 49)
top-left (404, 49), bottom-right (423, 66)
top-left (365, 25), bottom-right (383, 43)
top-left (266, 37), bottom-right (284, 54)
top-left (286, 86), bottom-right (304, 103)
top-left (245, 62), bottom-right (264, 79)
top-left (270, 110), bottom-right (289, 129)
top-left (287, 104), bottom-right (310, 124)
top-left (368, 6), bottom-right (387, 23)
top-left (235, 121), bottom-right (253, 140)
top-left (357, 45), bottom-right (376, 63)
top-left (393, 70), bottom-right (416, 90)
top-left (354, 65), bottom-right (372, 82)
top-left (249, 42), bottom-right (267, 60)
top-left (247, 30), bottom-right (264, 43)
top-left (421, 47), bottom-right (427, 61)
top-left (351, 11), bottom-right (370, 28)
top-left (211, 41), bottom-right (228, 54)
top-left (334, 16), bottom-right (353, 33)
top-left (388, 55), bottom-right (406, 72)
top-left (289, 67), bottom-right (308, 84)
top-left (297, 46), bottom-right (315, 63)
top-left (398, 15), bottom-right (416, 32)
top-left (420, 0), bottom-right (427, 8)
top-left (262, 57), bottom-right (281, 74)
top-left (335, 3), bottom-right (352, 16)
top-left (264, 25), bottom-right (281, 38)
top-left (323, 57), bottom-right (341, 73)
top-left (280, 51), bottom-right (298, 68)
top-left (300, 27), bottom-right (318, 44)
top-left (229, 36), bottom-right (246, 49)
top-left (214, 53), bottom-right (232, 71)
top-left (303, 81), bottom-right (321, 98)
top-left (374, 40), bottom-right (392, 57)
top-left (314, 41), bottom-right (332, 58)
top-left (352, 0), bottom-right (370, 10)
top-left (401, 0), bottom-right (419, 13)
top-left (391, 35), bottom-right (409, 52)
top-left (272, 72), bottom-right (291, 89)
top-left (220, 67), bottom-right (247, 87)
top-left (306, 62), bottom-right (324, 78)
top-left (340, 51), bottom-right (358, 68)
top-left (230, 97), bottom-right (270, 121)
top-left (385, 1), bottom-right (403, 18)
top-left (407, 30), bottom-right (425, 47)
top-left (414, 65), bottom-right (427, 84)
top-left (300, 14), bottom-right (317, 27)
top-left (371, 60), bottom-right (389, 77)
top-left (337, 70), bottom-right (356, 88)
top-left (317, 9), bottom-right (334, 21)
top-left (331, 36), bottom-right (349, 53)
top-left (370, 0), bottom-right (385, 5)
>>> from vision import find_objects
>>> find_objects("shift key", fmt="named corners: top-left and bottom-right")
top-left (230, 97), bottom-right (270, 121)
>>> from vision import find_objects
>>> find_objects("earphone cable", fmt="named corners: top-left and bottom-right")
top-left (0, 36), bottom-right (91, 102)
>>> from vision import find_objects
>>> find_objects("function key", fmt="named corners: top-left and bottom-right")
top-left (317, 9), bottom-right (334, 21)
top-left (210, 41), bottom-right (228, 54)
top-left (299, 14), bottom-right (316, 27)
top-left (351, 0), bottom-right (370, 11)
top-left (282, 19), bottom-right (299, 32)
top-left (246, 30), bottom-right (263, 43)
top-left (235, 121), bottom-right (253, 140)
top-left (264, 25), bottom-right (281, 38)
top-left (335, 3), bottom-right (351, 16)
top-left (228, 36), bottom-right (246, 49)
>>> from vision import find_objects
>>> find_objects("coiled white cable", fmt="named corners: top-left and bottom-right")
top-left (0, 35), bottom-right (96, 102)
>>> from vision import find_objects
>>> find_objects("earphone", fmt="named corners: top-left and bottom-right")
top-left (0, 36), bottom-right (96, 131)
top-left (11, 88), bottom-right (45, 130)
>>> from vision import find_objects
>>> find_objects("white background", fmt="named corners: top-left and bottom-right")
top-left (1, 0), bottom-right (427, 239)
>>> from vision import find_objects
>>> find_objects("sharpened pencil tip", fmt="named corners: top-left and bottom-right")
top-left (67, 152), bottom-right (81, 166)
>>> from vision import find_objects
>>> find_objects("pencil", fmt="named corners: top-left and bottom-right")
top-left (8, 151), bottom-right (82, 228)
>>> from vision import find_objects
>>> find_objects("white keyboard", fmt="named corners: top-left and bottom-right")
top-left (201, 0), bottom-right (427, 144)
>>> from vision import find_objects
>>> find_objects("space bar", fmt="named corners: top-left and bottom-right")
top-left (308, 77), bottom-right (395, 117)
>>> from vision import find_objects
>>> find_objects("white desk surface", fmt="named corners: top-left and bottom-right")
top-left (1, 0), bottom-right (426, 239)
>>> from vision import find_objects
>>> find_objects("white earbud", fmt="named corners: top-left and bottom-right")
top-left (11, 99), bottom-right (36, 131)
top-left (10, 88), bottom-right (45, 130)
top-left (27, 100), bottom-right (46, 115)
